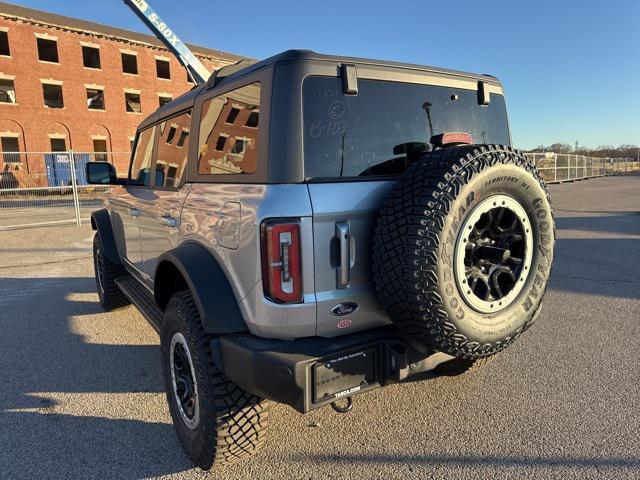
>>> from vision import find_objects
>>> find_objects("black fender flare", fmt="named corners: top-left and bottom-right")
top-left (90, 209), bottom-right (122, 266)
top-left (154, 242), bottom-right (248, 334)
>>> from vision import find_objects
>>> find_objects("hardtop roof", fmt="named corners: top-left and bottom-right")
top-left (138, 49), bottom-right (502, 130)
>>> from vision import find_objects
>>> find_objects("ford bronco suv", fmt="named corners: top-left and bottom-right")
top-left (86, 50), bottom-right (555, 471)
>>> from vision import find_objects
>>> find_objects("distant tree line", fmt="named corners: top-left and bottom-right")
top-left (526, 143), bottom-right (639, 159)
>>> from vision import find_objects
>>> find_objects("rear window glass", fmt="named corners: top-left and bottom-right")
top-left (303, 77), bottom-right (510, 179)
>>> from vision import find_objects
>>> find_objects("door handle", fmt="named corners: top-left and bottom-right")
top-left (160, 215), bottom-right (178, 228)
top-left (129, 207), bottom-right (140, 217)
top-left (335, 222), bottom-right (351, 288)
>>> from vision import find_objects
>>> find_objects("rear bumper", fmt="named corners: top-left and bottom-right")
top-left (213, 326), bottom-right (454, 413)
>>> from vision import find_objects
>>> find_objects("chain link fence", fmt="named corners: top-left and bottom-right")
top-left (1, 151), bottom-right (639, 230)
top-left (524, 153), bottom-right (639, 183)
top-left (0, 152), bottom-right (130, 230)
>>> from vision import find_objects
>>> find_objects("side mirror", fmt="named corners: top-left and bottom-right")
top-left (86, 161), bottom-right (117, 185)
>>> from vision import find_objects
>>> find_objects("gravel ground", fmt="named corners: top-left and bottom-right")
top-left (0, 176), bottom-right (638, 479)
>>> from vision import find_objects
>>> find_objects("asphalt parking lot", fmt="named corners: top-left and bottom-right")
top-left (0, 176), bottom-right (639, 479)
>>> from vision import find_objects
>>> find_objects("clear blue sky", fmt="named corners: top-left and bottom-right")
top-left (14, 0), bottom-right (640, 149)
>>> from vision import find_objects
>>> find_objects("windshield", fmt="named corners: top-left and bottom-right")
top-left (303, 76), bottom-right (510, 179)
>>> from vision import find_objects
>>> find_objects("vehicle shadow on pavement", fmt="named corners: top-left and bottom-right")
top-left (0, 276), bottom-right (195, 477)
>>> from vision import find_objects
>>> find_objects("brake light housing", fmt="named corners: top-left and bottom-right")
top-left (430, 132), bottom-right (473, 148)
top-left (261, 219), bottom-right (303, 303)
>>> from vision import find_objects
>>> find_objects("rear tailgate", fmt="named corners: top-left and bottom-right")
top-left (308, 181), bottom-right (394, 337)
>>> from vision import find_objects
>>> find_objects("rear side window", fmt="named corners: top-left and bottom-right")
top-left (303, 77), bottom-right (510, 179)
top-left (153, 110), bottom-right (192, 188)
top-left (129, 127), bottom-right (155, 185)
top-left (197, 83), bottom-right (260, 175)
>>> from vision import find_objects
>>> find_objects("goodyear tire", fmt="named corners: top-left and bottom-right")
top-left (372, 145), bottom-right (555, 359)
top-left (161, 290), bottom-right (269, 471)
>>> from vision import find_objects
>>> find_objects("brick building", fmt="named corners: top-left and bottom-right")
top-left (0, 1), bottom-right (241, 179)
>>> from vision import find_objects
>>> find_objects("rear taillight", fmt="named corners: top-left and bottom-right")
top-left (261, 219), bottom-right (302, 303)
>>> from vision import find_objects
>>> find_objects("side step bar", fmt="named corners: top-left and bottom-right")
top-left (115, 277), bottom-right (163, 333)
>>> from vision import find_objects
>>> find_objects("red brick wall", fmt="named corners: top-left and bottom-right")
top-left (0, 16), bottom-right (232, 175)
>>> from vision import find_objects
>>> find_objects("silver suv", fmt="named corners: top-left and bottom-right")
top-left (87, 50), bottom-right (555, 471)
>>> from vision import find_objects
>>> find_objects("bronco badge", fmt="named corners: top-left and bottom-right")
top-left (330, 302), bottom-right (359, 317)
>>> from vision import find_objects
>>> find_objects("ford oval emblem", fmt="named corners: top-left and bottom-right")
top-left (330, 302), bottom-right (359, 317)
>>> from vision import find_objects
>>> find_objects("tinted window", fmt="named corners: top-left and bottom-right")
top-left (197, 83), bottom-right (260, 175)
top-left (303, 77), bottom-right (510, 178)
top-left (129, 127), bottom-right (155, 185)
top-left (154, 110), bottom-right (192, 187)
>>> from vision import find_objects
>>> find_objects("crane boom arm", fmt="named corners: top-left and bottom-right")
top-left (123, 0), bottom-right (211, 84)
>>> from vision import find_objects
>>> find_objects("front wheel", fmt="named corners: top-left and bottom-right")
top-left (93, 233), bottom-right (129, 310)
top-left (161, 290), bottom-right (269, 471)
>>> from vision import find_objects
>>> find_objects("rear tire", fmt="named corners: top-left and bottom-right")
top-left (161, 290), bottom-right (269, 471)
top-left (93, 233), bottom-right (129, 310)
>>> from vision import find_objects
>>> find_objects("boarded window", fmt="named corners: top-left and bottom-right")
top-left (37, 38), bottom-right (58, 63)
top-left (156, 59), bottom-right (170, 79)
top-left (0, 79), bottom-right (16, 103)
top-left (121, 53), bottom-right (138, 74)
top-left (198, 83), bottom-right (261, 175)
top-left (82, 46), bottom-right (100, 69)
top-left (86, 88), bottom-right (105, 110)
top-left (0, 31), bottom-right (10, 56)
top-left (43, 83), bottom-right (63, 108)
top-left (93, 139), bottom-right (107, 162)
top-left (125, 92), bottom-right (141, 113)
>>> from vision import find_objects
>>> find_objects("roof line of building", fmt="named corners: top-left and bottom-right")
top-left (0, 1), bottom-right (246, 63)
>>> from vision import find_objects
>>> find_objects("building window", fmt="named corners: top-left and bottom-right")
top-left (215, 135), bottom-right (227, 151)
top-left (156, 59), bottom-right (170, 79)
top-left (87, 88), bottom-right (105, 110)
top-left (225, 107), bottom-right (240, 124)
top-left (159, 95), bottom-right (172, 107)
top-left (177, 130), bottom-right (189, 147)
top-left (0, 79), bottom-right (16, 103)
top-left (42, 83), bottom-right (64, 108)
top-left (245, 111), bottom-right (259, 128)
top-left (37, 38), bottom-right (59, 63)
top-left (1, 136), bottom-right (19, 163)
top-left (230, 138), bottom-right (247, 155)
top-left (165, 126), bottom-right (177, 144)
top-left (93, 139), bottom-right (108, 162)
top-left (50, 138), bottom-right (66, 152)
top-left (82, 46), bottom-right (100, 69)
top-left (125, 92), bottom-right (141, 113)
top-left (0, 31), bottom-right (10, 56)
top-left (121, 53), bottom-right (137, 74)
top-left (186, 70), bottom-right (194, 84)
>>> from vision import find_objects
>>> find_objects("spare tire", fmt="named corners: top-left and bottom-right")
top-left (372, 145), bottom-right (555, 359)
